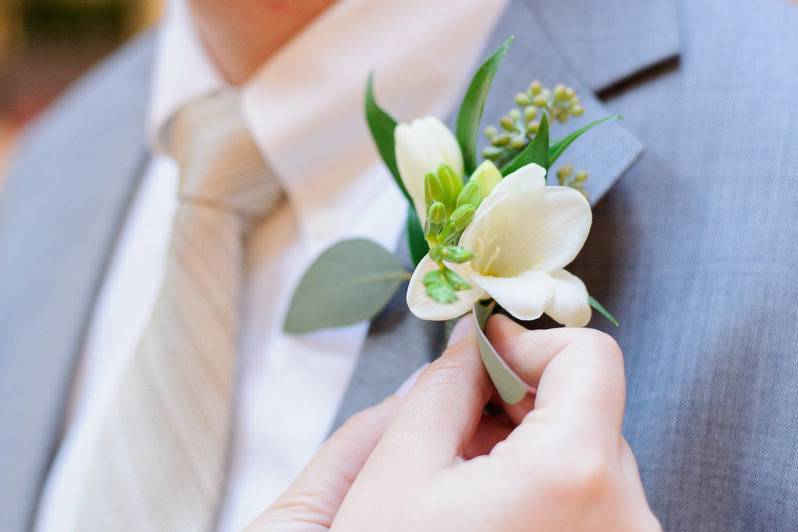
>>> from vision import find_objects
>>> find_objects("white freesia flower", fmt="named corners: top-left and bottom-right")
top-left (407, 163), bottom-right (593, 327)
top-left (395, 116), bottom-right (464, 225)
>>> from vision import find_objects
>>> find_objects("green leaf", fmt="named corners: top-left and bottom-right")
top-left (548, 114), bottom-right (620, 167)
top-left (365, 72), bottom-right (412, 203)
top-left (473, 302), bottom-right (532, 404)
top-left (284, 239), bottom-right (409, 334)
top-left (455, 36), bottom-right (514, 175)
top-left (500, 113), bottom-right (549, 175)
top-left (406, 207), bottom-right (429, 267)
top-left (588, 295), bottom-right (620, 327)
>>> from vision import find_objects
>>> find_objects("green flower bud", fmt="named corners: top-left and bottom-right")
top-left (565, 87), bottom-right (576, 99)
top-left (491, 133), bottom-right (511, 147)
top-left (424, 172), bottom-right (445, 207)
top-left (423, 269), bottom-right (457, 303)
top-left (482, 146), bottom-right (504, 160)
top-left (437, 164), bottom-right (463, 209)
top-left (524, 106), bottom-right (538, 121)
top-left (442, 267), bottom-right (471, 290)
top-left (510, 136), bottom-right (527, 150)
top-left (470, 160), bottom-right (502, 197)
top-left (441, 245), bottom-right (474, 264)
top-left (499, 115), bottom-right (516, 132)
top-left (456, 180), bottom-right (482, 209)
top-left (575, 170), bottom-right (588, 183)
top-left (450, 204), bottom-right (475, 232)
top-left (532, 94), bottom-right (548, 107)
top-left (556, 163), bottom-right (574, 181)
top-left (483, 125), bottom-right (498, 139)
top-left (571, 104), bottom-right (585, 116)
top-left (526, 120), bottom-right (540, 134)
top-left (425, 201), bottom-right (448, 236)
top-left (508, 108), bottom-right (521, 121)
top-left (529, 80), bottom-right (543, 95)
top-left (553, 83), bottom-right (567, 100)
top-left (514, 92), bottom-right (531, 106)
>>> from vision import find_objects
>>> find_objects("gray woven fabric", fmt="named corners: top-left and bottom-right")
top-left (4, 1), bottom-right (798, 531)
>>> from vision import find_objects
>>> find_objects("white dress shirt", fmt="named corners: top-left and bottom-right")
top-left (35, 0), bottom-right (506, 530)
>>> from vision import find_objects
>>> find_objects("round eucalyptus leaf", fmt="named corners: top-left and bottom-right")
top-left (284, 239), bottom-right (408, 334)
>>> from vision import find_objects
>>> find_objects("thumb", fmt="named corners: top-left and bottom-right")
top-left (374, 315), bottom-right (493, 475)
top-left (245, 396), bottom-right (401, 531)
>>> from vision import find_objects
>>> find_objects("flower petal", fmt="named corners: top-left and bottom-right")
top-left (467, 162), bottom-right (546, 229)
top-left (471, 269), bottom-right (554, 321)
top-left (395, 117), bottom-right (463, 226)
top-left (422, 117), bottom-right (464, 178)
top-left (530, 186), bottom-right (592, 272)
top-left (545, 269), bottom-right (592, 327)
top-left (406, 255), bottom-right (485, 321)
top-left (460, 181), bottom-right (591, 277)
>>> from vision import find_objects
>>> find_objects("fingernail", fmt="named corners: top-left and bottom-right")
top-left (396, 363), bottom-right (429, 396)
top-left (447, 316), bottom-right (474, 347)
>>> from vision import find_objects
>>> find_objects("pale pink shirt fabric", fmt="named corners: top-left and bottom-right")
top-left (35, 0), bottom-right (507, 530)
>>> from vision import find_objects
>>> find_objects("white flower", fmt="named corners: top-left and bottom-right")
top-left (407, 163), bottom-right (593, 327)
top-left (395, 116), bottom-right (464, 225)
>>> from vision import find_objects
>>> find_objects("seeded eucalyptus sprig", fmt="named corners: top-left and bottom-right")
top-left (483, 80), bottom-right (584, 168)
top-left (556, 163), bottom-right (589, 198)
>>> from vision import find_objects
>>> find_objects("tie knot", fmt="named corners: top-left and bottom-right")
top-left (162, 91), bottom-right (282, 219)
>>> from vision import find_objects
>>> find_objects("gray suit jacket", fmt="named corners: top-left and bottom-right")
top-left (3, 1), bottom-right (798, 530)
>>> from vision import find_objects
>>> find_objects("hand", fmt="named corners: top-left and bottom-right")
top-left (247, 316), bottom-right (659, 531)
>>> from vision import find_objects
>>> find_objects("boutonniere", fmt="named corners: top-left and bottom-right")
top-left (283, 37), bottom-right (618, 402)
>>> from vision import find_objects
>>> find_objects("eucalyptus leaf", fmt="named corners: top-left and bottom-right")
top-left (501, 113), bottom-right (549, 175)
top-left (548, 114), bottom-right (620, 167)
top-left (365, 72), bottom-right (411, 203)
top-left (455, 36), bottom-right (514, 175)
top-left (473, 302), bottom-right (533, 404)
top-left (284, 239), bottom-right (408, 334)
top-left (588, 295), bottom-right (620, 327)
top-left (406, 207), bottom-right (429, 267)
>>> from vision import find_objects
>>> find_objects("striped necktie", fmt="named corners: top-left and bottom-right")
top-left (75, 91), bottom-right (282, 531)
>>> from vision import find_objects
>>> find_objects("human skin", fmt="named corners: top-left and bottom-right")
top-left (187, 0), bottom-right (336, 84)
top-left (247, 316), bottom-right (660, 531)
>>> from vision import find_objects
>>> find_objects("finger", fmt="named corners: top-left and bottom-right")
top-left (376, 316), bottom-right (493, 473)
top-left (486, 314), bottom-right (626, 435)
top-left (247, 396), bottom-right (401, 531)
top-left (462, 414), bottom-right (514, 459)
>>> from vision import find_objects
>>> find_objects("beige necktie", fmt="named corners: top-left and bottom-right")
top-left (75, 91), bottom-right (282, 531)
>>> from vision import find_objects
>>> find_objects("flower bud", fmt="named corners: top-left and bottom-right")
top-left (470, 160), bottom-right (502, 197)
top-left (532, 94), bottom-right (548, 107)
top-left (450, 204), bottom-right (475, 232)
top-left (456, 180), bottom-right (482, 209)
top-left (425, 201), bottom-right (448, 236)
top-left (499, 115), bottom-right (516, 132)
top-left (437, 164), bottom-right (463, 209)
top-left (484, 125), bottom-right (498, 139)
top-left (529, 80), bottom-right (542, 95)
top-left (510, 136), bottom-right (527, 150)
top-left (424, 172), bottom-right (445, 207)
top-left (482, 146), bottom-right (503, 160)
top-left (524, 106), bottom-right (538, 121)
top-left (514, 92), bottom-right (531, 106)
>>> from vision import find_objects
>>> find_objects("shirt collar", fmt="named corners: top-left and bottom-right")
top-left (150, 0), bottom-right (507, 242)
top-left (147, 0), bottom-right (226, 147)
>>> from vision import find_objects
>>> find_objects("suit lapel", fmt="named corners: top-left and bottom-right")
top-left (333, 0), bottom-right (682, 427)
top-left (0, 33), bottom-right (155, 532)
